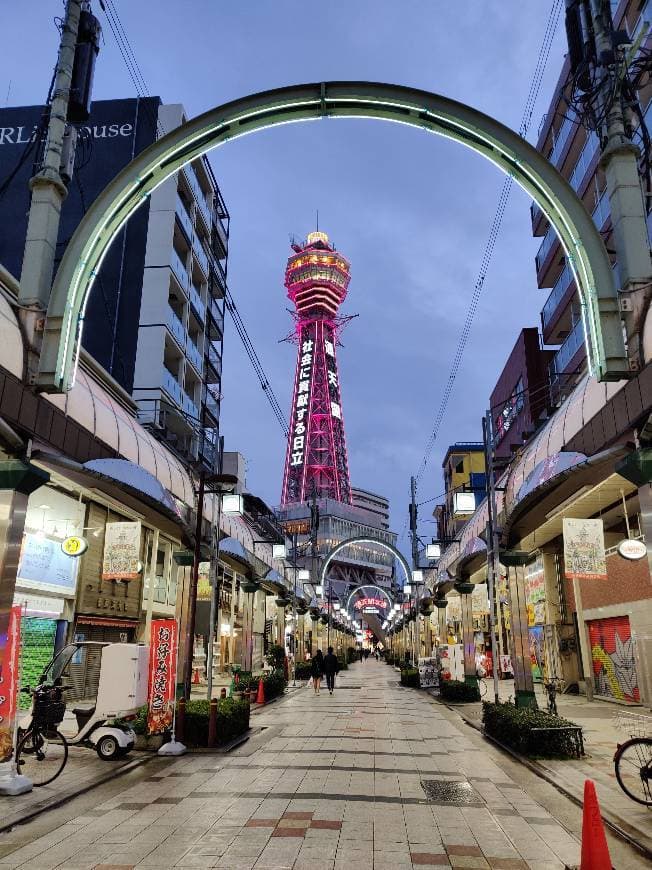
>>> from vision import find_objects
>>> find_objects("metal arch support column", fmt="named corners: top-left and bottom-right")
top-left (40, 81), bottom-right (629, 394)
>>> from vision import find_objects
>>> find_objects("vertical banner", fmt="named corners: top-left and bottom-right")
top-left (102, 521), bottom-right (142, 580)
top-left (563, 518), bottom-right (607, 579)
top-left (0, 606), bottom-right (22, 762)
top-left (147, 618), bottom-right (178, 735)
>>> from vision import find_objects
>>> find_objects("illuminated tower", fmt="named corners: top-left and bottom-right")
top-left (281, 231), bottom-right (353, 506)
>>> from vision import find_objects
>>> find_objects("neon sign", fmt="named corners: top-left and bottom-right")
top-left (354, 596), bottom-right (388, 611)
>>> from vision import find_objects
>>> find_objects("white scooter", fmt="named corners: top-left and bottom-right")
top-left (20, 641), bottom-right (149, 761)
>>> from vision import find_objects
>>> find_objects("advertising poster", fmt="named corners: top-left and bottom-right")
top-left (147, 618), bottom-right (178, 735)
top-left (528, 626), bottom-right (544, 681)
top-left (18, 534), bottom-right (79, 595)
top-left (563, 518), bottom-right (607, 579)
top-left (0, 607), bottom-right (22, 762)
top-left (102, 521), bottom-right (141, 580)
top-left (418, 657), bottom-right (438, 688)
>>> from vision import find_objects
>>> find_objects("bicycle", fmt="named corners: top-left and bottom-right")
top-left (16, 681), bottom-right (69, 787)
top-left (544, 675), bottom-right (563, 716)
top-left (613, 711), bottom-right (652, 806)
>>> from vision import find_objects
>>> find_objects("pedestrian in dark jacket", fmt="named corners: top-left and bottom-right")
top-left (323, 646), bottom-right (340, 694)
top-left (359, 647), bottom-right (364, 663)
top-left (311, 649), bottom-right (324, 695)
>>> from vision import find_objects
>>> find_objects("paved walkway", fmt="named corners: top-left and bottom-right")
top-left (0, 660), bottom-right (643, 869)
top-left (452, 677), bottom-right (652, 855)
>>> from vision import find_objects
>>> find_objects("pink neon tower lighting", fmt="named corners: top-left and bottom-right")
top-left (281, 231), bottom-right (353, 506)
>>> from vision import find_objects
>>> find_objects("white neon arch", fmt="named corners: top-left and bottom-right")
top-left (38, 82), bottom-right (629, 392)
top-left (319, 535), bottom-right (412, 593)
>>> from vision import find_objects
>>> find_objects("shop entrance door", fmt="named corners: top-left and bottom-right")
top-left (587, 615), bottom-right (639, 702)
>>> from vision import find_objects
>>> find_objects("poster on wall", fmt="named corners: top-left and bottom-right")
top-left (102, 521), bottom-right (142, 580)
top-left (418, 657), bottom-right (438, 688)
top-left (147, 618), bottom-right (178, 735)
top-left (588, 616), bottom-right (639, 702)
top-left (563, 518), bottom-right (607, 579)
top-left (18, 534), bottom-right (79, 595)
top-left (0, 606), bottom-right (22, 762)
top-left (528, 626), bottom-right (544, 681)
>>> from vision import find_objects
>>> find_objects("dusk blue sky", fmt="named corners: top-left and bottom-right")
top-left (5, 2), bottom-right (567, 548)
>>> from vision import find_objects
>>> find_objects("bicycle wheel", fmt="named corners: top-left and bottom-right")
top-left (479, 679), bottom-right (487, 697)
top-left (16, 727), bottom-right (68, 787)
top-left (614, 738), bottom-right (652, 806)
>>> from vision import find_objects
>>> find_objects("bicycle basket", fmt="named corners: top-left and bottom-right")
top-left (613, 711), bottom-right (652, 739)
top-left (33, 691), bottom-right (66, 726)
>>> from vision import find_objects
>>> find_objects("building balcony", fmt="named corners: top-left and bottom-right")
top-left (193, 241), bottom-right (210, 280)
top-left (182, 391), bottom-right (200, 421)
top-left (569, 131), bottom-right (599, 194)
top-left (541, 262), bottom-right (575, 341)
top-left (166, 306), bottom-right (186, 349)
top-left (176, 194), bottom-right (194, 243)
top-left (206, 343), bottom-right (222, 382)
top-left (208, 298), bottom-right (224, 340)
top-left (186, 339), bottom-right (203, 375)
top-left (210, 260), bottom-right (226, 299)
top-left (183, 165), bottom-right (212, 229)
top-left (162, 367), bottom-right (184, 407)
top-left (189, 282), bottom-right (206, 322)
top-left (592, 187), bottom-right (610, 232)
top-left (549, 317), bottom-right (586, 382)
top-left (170, 248), bottom-right (189, 293)
top-left (203, 384), bottom-right (220, 423)
top-left (535, 223), bottom-right (558, 274)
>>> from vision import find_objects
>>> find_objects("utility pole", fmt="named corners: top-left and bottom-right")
top-left (482, 413), bottom-right (502, 705)
top-left (568, 1), bottom-right (652, 369)
top-left (18, 0), bottom-right (83, 365)
top-left (409, 476), bottom-right (419, 665)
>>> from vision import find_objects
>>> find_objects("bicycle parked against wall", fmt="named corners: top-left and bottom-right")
top-left (613, 711), bottom-right (652, 806)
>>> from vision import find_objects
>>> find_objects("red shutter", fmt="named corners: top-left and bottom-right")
top-left (587, 615), bottom-right (639, 702)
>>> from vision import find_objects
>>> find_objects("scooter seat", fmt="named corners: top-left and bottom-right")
top-left (72, 706), bottom-right (96, 716)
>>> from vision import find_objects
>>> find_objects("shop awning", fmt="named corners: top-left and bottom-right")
top-left (219, 537), bottom-right (253, 572)
top-left (76, 615), bottom-right (139, 628)
top-left (83, 458), bottom-right (180, 516)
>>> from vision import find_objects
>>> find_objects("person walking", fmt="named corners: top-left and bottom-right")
top-left (323, 646), bottom-right (340, 695)
top-left (359, 647), bottom-right (364, 663)
top-left (311, 649), bottom-right (324, 695)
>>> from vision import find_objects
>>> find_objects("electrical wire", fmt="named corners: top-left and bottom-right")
top-left (412, 0), bottom-right (564, 493)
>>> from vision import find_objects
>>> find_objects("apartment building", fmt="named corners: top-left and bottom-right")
top-left (351, 486), bottom-right (391, 531)
top-left (434, 444), bottom-right (486, 545)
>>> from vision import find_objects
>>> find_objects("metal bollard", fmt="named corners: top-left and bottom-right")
top-left (176, 697), bottom-right (186, 742)
top-left (208, 697), bottom-right (218, 748)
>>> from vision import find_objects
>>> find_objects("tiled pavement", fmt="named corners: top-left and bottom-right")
top-left (0, 662), bottom-right (587, 869)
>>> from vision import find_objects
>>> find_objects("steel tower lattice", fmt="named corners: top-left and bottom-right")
top-left (281, 231), bottom-right (353, 506)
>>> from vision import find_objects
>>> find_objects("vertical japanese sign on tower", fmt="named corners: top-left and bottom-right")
top-left (147, 618), bottom-right (178, 735)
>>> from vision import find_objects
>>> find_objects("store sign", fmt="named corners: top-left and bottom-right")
top-left (18, 534), bottom-right (79, 596)
top-left (354, 596), bottom-right (388, 611)
top-left (13, 593), bottom-right (64, 618)
top-left (0, 606), bottom-right (22, 762)
top-left (563, 518), bottom-right (607, 579)
top-left (617, 539), bottom-right (647, 561)
top-left (61, 535), bottom-right (88, 557)
top-left (147, 618), bottom-right (178, 735)
top-left (102, 522), bottom-right (142, 580)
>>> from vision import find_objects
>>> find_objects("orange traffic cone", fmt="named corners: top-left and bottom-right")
top-left (580, 779), bottom-right (612, 870)
top-left (193, 667), bottom-right (200, 685)
top-left (256, 677), bottom-right (265, 705)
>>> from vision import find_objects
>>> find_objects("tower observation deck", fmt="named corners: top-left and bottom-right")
top-left (281, 231), bottom-right (353, 506)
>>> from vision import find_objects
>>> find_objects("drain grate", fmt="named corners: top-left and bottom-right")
top-left (420, 779), bottom-right (483, 806)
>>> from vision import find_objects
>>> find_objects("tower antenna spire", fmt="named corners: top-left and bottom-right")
top-left (316, 209), bottom-right (319, 232)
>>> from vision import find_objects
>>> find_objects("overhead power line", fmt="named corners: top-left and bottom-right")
top-left (413, 0), bottom-right (564, 489)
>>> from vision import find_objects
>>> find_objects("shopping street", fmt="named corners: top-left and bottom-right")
top-left (0, 660), bottom-right (647, 870)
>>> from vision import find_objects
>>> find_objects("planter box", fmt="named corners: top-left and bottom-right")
top-left (134, 733), bottom-right (165, 751)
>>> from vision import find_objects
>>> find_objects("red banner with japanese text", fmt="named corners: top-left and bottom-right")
top-left (0, 606), bottom-right (22, 761)
top-left (147, 618), bottom-right (177, 735)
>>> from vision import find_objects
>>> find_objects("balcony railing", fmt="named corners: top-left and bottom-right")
top-left (549, 114), bottom-right (577, 167)
top-left (193, 240), bottom-right (209, 278)
top-left (166, 306), bottom-right (186, 347)
top-left (569, 131), bottom-right (599, 193)
top-left (162, 368), bottom-right (183, 406)
top-left (550, 317), bottom-right (586, 380)
top-left (592, 187), bottom-right (610, 230)
top-left (210, 297), bottom-right (224, 335)
top-left (183, 391), bottom-right (200, 421)
top-left (189, 283), bottom-right (205, 321)
top-left (535, 223), bottom-right (558, 272)
top-left (184, 165), bottom-right (212, 227)
top-left (170, 248), bottom-right (189, 292)
top-left (176, 194), bottom-right (194, 242)
top-left (542, 262), bottom-right (574, 330)
top-left (186, 339), bottom-right (203, 374)
top-left (208, 342), bottom-right (222, 376)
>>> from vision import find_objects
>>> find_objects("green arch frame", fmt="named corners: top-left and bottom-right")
top-left (39, 81), bottom-right (629, 392)
top-left (319, 535), bottom-right (412, 591)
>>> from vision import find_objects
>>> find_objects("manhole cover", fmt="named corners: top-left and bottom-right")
top-left (421, 779), bottom-right (483, 806)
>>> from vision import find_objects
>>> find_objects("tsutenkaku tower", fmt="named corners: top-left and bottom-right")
top-left (281, 231), bottom-right (353, 506)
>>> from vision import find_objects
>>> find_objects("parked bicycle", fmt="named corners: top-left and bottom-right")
top-left (544, 675), bottom-right (564, 716)
top-left (613, 711), bottom-right (652, 806)
top-left (16, 681), bottom-right (69, 787)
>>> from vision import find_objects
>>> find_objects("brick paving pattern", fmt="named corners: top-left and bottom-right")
top-left (0, 661), bottom-right (581, 869)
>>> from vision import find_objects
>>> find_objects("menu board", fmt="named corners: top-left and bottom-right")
top-left (18, 534), bottom-right (79, 596)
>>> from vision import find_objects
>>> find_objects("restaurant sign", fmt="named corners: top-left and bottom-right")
top-left (563, 518), bottom-right (607, 579)
top-left (147, 618), bottom-right (178, 735)
top-left (102, 522), bottom-right (141, 580)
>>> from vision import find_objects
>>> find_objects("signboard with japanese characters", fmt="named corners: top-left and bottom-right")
top-left (289, 337), bottom-right (314, 471)
top-left (563, 518), bottom-right (607, 579)
top-left (18, 533), bottom-right (80, 596)
top-left (0, 606), bottom-right (22, 762)
top-left (102, 521), bottom-right (142, 580)
top-left (147, 618), bottom-right (178, 735)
